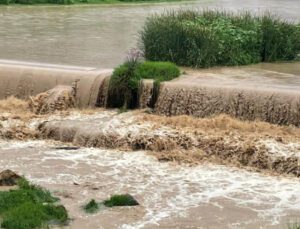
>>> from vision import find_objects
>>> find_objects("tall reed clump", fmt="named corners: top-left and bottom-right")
top-left (107, 49), bottom-right (180, 109)
top-left (0, 0), bottom-right (73, 4)
top-left (140, 10), bottom-right (300, 68)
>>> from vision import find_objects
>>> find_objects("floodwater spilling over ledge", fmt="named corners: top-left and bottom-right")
top-left (154, 64), bottom-right (300, 126)
top-left (0, 60), bottom-right (299, 227)
top-left (0, 60), bottom-right (112, 107)
top-left (1, 60), bottom-right (300, 126)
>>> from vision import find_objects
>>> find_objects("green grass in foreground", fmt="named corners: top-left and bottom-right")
top-left (0, 178), bottom-right (68, 229)
top-left (141, 10), bottom-right (300, 68)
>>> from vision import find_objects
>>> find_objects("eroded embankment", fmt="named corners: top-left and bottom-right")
top-left (37, 110), bottom-right (300, 177)
top-left (154, 83), bottom-right (300, 127)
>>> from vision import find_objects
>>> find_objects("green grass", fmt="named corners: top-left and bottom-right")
top-left (0, 0), bottom-right (182, 5)
top-left (108, 60), bottom-right (180, 109)
top-left (82, 195), bottom-right (139, 214)
top-left (103, 194), bottom-right (139, 207)
top-left (288, 222), bottom-right (300, 229)
top-left (0, 178), bottom-right (68, 229)
top-left (83, 199), bottom-right (99, 213)
top-left (140, 10), bottom-right (300, 68)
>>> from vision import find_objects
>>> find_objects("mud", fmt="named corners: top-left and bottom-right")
top-left (36, 111), bottom-right (300, 177)
top-left (154, 66), bottom-right (300, 126)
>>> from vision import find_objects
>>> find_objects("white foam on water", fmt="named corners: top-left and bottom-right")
top-left (260, 139), bottom-right (300, 158)
top-left (0, 140), bottom-right (50, 150)
top-left (0, 140), bottom-right (299, 228)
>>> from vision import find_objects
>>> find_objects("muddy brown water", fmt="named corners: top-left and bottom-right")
top-left (0, 140), bottom-right (300, 229)
top-left (0, 0), bottom-right (299, 68)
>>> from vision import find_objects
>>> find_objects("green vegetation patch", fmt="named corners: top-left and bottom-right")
top-left (0, 0), bottom-right (73, 4)
top-left (0, 178), bottom-right (68, 229)
top-left (108, 53), bottom-right (180, 108)
top-left (141, 10), bottom-right (300, 68)
top-left (83, 199), bottom-right (99, 213)
top-left (82, 195), bottom-right (139, 214)
top-left (0, 0), bottom-right (181, 5)
top-left (289, 222), bottom-right (300, 229)
top-left (103, 194), bottom-right (139, 207)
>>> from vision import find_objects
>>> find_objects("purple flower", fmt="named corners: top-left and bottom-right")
top-left (125, 48), bottom-right (144, 63)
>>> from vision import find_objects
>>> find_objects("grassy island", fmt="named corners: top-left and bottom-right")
top-left (141, 10), bottom-right (300, 68)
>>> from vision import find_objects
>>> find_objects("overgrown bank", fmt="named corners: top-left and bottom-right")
top-left (107, 52), bottom-right (180, 109)
top-left (141, 10), bottom-right (300, 67)
top-left (0, 178), bottom-right (68, 229)
top-left (0, 0), bottom-right (179, 5)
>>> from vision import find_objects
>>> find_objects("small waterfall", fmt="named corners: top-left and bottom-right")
top-left (154, 82), bottom-right (300, 126)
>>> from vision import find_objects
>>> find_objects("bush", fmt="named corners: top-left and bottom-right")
top-left (0, 0), bottom-right (10, 4)
top-left (140, 10), bottom-right (300, 68)
top-left (288, 222), bottom-right (300, 229)
top-left (108, 58), bottom-right (180, 109)
top-left (0, 0), bottom-right (73, 4)
top-left (134, 61), bottom-right (180, 82)
top-left (103, 194), bottom-right (139, 207)
top-left (83, 199), bottom-right (99, 213)
top-left (0, 178), bottom-right (68, 229)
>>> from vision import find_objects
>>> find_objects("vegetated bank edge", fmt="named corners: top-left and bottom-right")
top-left (0, 0), bottom-right (184, 5)
top-left (0, 178), bottom-right (68, 229)
top-left (107, 49), bottom-right (181, 109)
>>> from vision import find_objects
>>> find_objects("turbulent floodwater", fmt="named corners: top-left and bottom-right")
top-left (0, 0), bottom-right (299, 68)
top-left (0, 140), bottom-right (300, 229)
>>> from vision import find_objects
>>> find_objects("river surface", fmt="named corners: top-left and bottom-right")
top-left (0, 140), bottom-right (300, 229)
top-left (0, 0), bottom-right (299, 68)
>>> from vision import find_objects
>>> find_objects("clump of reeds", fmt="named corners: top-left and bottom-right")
top-left (140, 10), bottom-right (300, 68)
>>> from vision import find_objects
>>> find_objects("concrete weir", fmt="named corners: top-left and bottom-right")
top-left (155, 65), bottom-right (300, 126)
top-left (0, 60), bottom-right (112, 107)
top-left (0, 60), bottom-right (300, 126)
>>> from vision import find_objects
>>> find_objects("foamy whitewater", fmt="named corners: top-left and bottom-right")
top-left (0, 140), bottom-right (299, 228)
